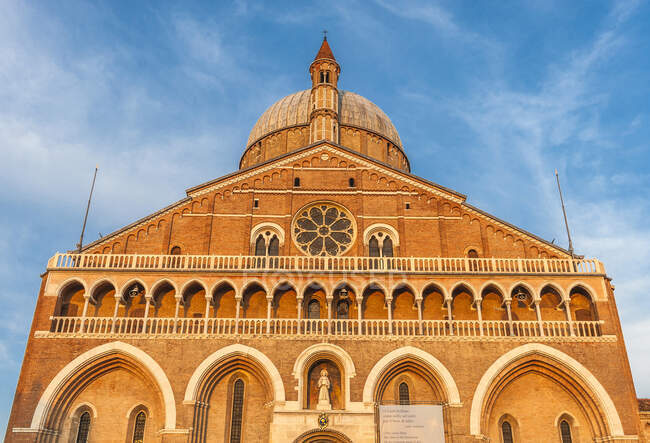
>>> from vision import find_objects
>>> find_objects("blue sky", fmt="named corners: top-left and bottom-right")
top-left (1, 0), bottom-right (649, 430)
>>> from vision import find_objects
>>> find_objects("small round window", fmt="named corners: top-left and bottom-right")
top-left (292, 202), bottom-right (356, 256)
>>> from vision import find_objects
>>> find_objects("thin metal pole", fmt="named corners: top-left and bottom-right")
top-left (555, 169), bottom-right (574, 256)
top-left (77, 166), bottom-right (98, 253)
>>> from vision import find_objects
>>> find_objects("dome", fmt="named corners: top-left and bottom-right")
top-left (247, 89), bottom-right (403, 150)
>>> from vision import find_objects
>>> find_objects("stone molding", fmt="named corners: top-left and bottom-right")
top-left (361, 346), bottom-right (461, 405)
top-left (469, 342), bottom-right (624, 437)
top-left (29, 341), bottom-right (176, 431)
top-left (183, 344), bottom-right (286, 404)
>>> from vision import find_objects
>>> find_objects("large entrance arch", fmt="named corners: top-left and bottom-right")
top-left (293, 428), bottom-right (353, 443)
top-left (470, 343), bottom-right (625, 440)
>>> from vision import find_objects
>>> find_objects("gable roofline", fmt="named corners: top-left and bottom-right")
top-left (78, 196), bottom-right (191, 253)
top-left (79, 142), bottom-right (572, 257)
top-left (186, 141), bottom-right (465, 200)
top-left (462, 203), bottom-right (574, 257)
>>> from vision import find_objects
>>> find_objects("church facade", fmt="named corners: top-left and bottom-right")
top-left (5, 38), bottom-right (646, 442)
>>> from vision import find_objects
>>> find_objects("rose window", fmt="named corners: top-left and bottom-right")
top-left (293, 203), bottom-right (356, 256)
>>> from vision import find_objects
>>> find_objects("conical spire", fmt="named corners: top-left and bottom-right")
top-left (314, 36), bottom-right (336, 61)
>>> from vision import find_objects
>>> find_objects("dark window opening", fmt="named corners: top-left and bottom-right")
top-left (294, 177), bottom-right (300, 187)
top-left (230, 379), bottom-right (245, 443)
top-left (467, 249), bottom-right (479, 258)
top-left (325, 71), bottom-right (330, 83)
top-left (369, 236), bottom-right (380, 257)
top-left (254, 235), bottom-right (266, 256)
top-left (132, 411), bottom-right (146, 443)
top-left (268, 236), bottom-right (279, 256)
top-left (501, 421), bottom-right (513, 443)
top-left (170, 246), bottom-right (181, 255)
top-left (253, 199), bottom-right (259, 208)
top-left (405, 203), bottom-right (410, 210)
top-left (336, 300), bottom-right (349, 319)
top-left (382, 236), bottom-right (394, 257)
top-left (560, 420), bottom-right (572, 443)
top-left (308, 300), bottom-right (321, 319)
top-left (398, 382), bottom-right (410, 405)
top-left (76, 411), bottom-right (91, 443)
top-left (319, 71), bottom-right (325, 83)
top-left (348, 178), bottom-right (355, 187)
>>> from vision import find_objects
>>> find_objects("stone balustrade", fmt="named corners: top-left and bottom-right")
top-left (44, 316), bottom-right (605, 340)
top-left (47, 253), bottom-right (605, 275)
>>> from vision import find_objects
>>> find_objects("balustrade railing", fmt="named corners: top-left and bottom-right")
top-left (47, 253), bottom-right (605, 275)
top-left (48, 317), bottom-right (603, 339)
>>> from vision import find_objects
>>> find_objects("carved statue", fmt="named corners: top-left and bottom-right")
top-left (316, 368), bottom-right (331, 410)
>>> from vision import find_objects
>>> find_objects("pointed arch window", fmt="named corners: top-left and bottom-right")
top-left (308, 300), bottom-right (321, 319)
top-left (398, 382), bottom-right (410, 405)
top-left (501, 421), bottom-right (513, 443)
top-left (132, 411), bottom-right (146, 443)
top-left (560, 420), bottom-right (572, 443)
top-left (369, 236), bottom-right (380, 257)
top-left (254, 235), bottom-right (266, 256)
top-left (230, 378), bottom-right (245, 443)
top-left (76, 411), bottom-right (91, 443)
top-left (268, 235), bottom-right (279, 256)
top-left (381, 236), bottom-right (394, 257)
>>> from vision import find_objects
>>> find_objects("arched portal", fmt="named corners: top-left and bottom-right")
top-left (293, 428), bottom-right (353, 443)
top-left (184, 344), bottom-right (284, 443)
top-left (30, 342), bottom-right (175, 442)
top-left (470, 343), bottom-right (624, 440)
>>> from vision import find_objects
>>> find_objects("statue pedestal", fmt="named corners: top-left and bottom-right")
top-left (316, 400), bottom-right (331, 411)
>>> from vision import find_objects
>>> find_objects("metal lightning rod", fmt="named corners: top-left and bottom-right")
top-left (77, 166), bottom-right (99, 253)
top-left (555, 169), bottom-right (574, 257)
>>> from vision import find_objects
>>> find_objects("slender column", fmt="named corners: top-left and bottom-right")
top-left (326, 296), bottom-right (333, 334)
top-left (387, 297), bottom-right (393, 335)
top-left (505, 299), bottom-right (513, 336)
top-left (173, 295), bottom-right (182, 333)
top-left (143, 295), bottom-right (152, 334)
top-left (564, 298), bottom-right (575, 336)
top-left (356, 296), bottom-right (363, 335)
top-left (80, 294), bottom-right (91, 333)
top-left (534, 299), bottom-right (544, 336)
top-left (235, 295), bottom-right (242, 334)
top-left (416, 298), bottom-right (423, 335)
top-left (296, 296), bottom-right (303, 334)
top-left (111, 294), bottom-right (121, 333)
top-left (446, 298), bottom-right (453, 335)
top-left (266, 296), bottom-right (273, 334)
top-left (235, 296), bottom-right (242, 320)
top-left (144, 295), bottom-right (152, 319)
top-left (475, 298), bottom-right (483, 336)
top-left (203, 295), bottom-right (212, 334)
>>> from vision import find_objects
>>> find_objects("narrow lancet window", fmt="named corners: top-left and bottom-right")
top-left (560, 420), bottom-right (572, 443)
top-left (398, 382), bottom-right (410, 405)
top-left (501, 421), bottom-right (513, 443)
top-left (230, 379), bottom-right (245, 443)
top-left (76, 411), bottom-right (91, 443)
top-left (132, 411), bottom-right (146, 443)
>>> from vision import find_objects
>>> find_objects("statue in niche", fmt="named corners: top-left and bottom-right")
top-left (317, 368), bottom-right (331, 410)
top-left (307, 360), bottom-right (341, 409)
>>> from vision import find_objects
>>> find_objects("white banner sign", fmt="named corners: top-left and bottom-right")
top-left (379, 405), bottom-right (445, 443)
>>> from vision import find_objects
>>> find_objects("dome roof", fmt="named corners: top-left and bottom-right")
top-left (247, 89), bottom-right (403, 150)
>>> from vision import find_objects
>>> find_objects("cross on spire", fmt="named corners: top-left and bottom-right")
top-left (323, 29), bottom-right (328, 40)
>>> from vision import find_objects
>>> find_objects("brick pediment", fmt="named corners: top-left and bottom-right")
top-left (83, 143), bottom-right (569, 259)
